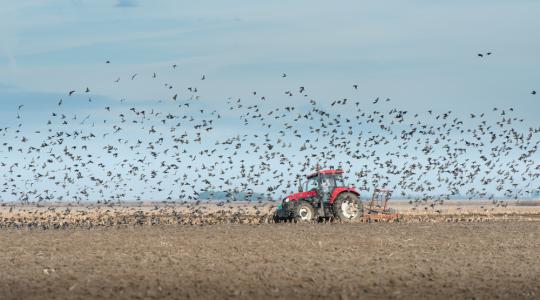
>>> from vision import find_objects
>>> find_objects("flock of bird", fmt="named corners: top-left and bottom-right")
top-left (1, 52), bottom-right (539, 207)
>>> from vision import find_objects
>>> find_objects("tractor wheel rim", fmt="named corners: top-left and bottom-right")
top-left (341, 200), bottom-right (358, 219)
top-left (299, 206), bottom-right (311, 220)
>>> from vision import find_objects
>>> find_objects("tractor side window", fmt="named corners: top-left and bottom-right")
top-left (321, 175), bottom-right (334, 192)
top-left (334, 174), bottom-right (345, 186)
top-left (306, 177), bottom-right (318, 191)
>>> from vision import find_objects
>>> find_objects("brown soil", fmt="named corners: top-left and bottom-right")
top-left (1, 222), bottom-right (539, 300)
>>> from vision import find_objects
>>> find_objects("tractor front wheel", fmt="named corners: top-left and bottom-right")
top-left (293, 201), bottom-right (316, 223)
top-left (333, 192), bottom-right (363, 222)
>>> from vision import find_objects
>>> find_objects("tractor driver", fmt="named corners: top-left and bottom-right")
top-left (320, 176), bottom-right (333, 202)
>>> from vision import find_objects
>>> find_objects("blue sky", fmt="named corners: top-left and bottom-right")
top-left (1, 0), bottom-right (539, 113)
top-left (0, 1), bottom-right (539, 201)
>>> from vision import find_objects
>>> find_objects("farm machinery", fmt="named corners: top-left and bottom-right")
top-left (273, 168), bottom-right (399, 222)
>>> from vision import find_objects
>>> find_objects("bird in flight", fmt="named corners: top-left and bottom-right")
top-left (478, 52), bottom-right (492, 58)
top-left (69, 90), bottom-right (76, 96)
top-left (2, 57), bottom-right (539, 215)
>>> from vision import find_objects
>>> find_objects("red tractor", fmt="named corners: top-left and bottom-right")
top-left (273, 168), bottom-right (364, 222)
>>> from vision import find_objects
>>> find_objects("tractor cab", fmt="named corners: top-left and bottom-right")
top-left (303, 169), bottom-right (346, 201)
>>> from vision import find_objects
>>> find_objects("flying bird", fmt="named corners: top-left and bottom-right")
top-left (2, 58), bottom-right (539, 221)
top-left (478, 52), bottom-right (492, 58)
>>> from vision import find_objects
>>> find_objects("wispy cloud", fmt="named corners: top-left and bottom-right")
top-left (115, 0), bottom-right (138, 8)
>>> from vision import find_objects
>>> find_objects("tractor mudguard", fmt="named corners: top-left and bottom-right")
top-left (329, 188), bottom-right (360, 204)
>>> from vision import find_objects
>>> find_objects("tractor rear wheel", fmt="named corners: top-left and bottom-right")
top-left (333, 192), bottom-right (363, 222)
top-left (293, 201), bottom-right (316, 222)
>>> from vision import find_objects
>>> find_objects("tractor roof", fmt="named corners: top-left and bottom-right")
top-left (307, 169), bottom-right (343, 179)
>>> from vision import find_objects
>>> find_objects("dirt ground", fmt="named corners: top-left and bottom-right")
top-left (1, 222), bottom-right (539, 300)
